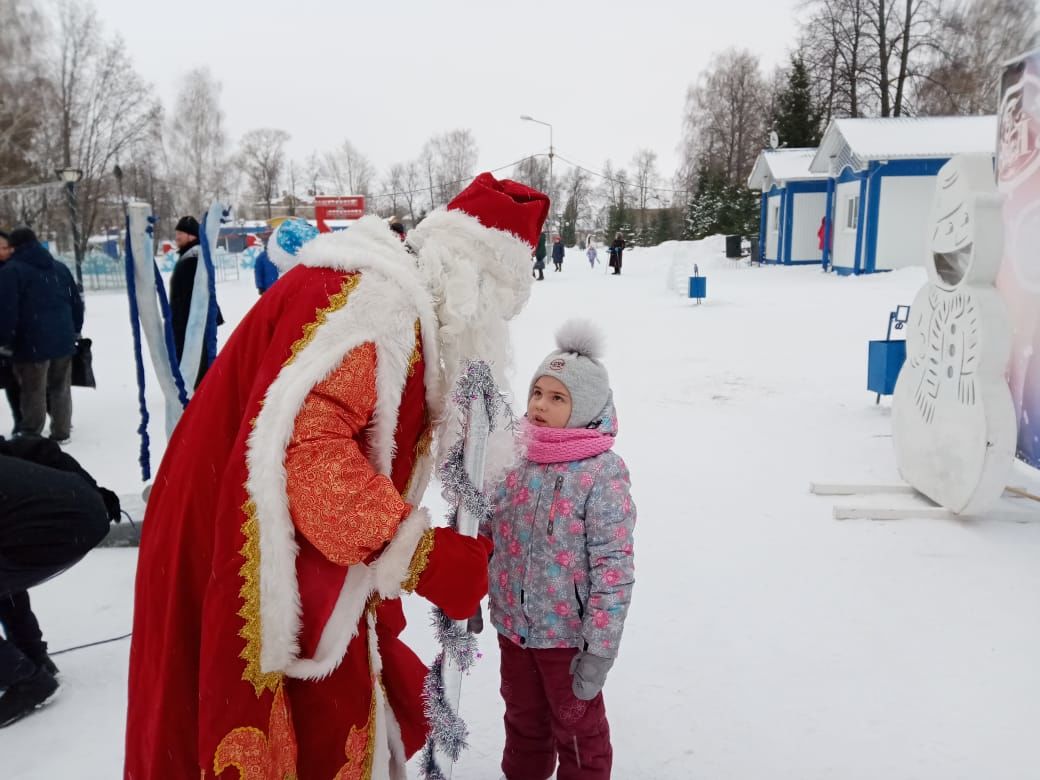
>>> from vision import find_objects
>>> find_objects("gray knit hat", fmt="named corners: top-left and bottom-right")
top-left (530, 319), bottom-right (611, 428)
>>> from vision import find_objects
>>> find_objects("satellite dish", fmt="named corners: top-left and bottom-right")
top-left (769, 130), bottom-right (780, 150)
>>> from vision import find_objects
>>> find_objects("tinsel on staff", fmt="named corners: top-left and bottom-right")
top-left (419, 361), bottom-right (514, 779)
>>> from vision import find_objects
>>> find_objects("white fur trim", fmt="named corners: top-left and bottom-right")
top-left (366, 610), bottom-right (409, 780)
top-left (373, 508), bottom-right (431, 598)
top-left (407, 208), bottom-right (535, 320)
top-left (284, 564), bottom-right (372, 680)
top-left (245, 258), bottom-right (439, 675)
top-left (299, 217), bottom-right (446, 426)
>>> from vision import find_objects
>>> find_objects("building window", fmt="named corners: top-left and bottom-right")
top-left (771, 204), bottom-right (780, 232)
top-left (845, 195), bottom-right (859, 231)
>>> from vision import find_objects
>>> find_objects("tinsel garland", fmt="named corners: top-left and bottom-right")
top-left (418, 361), bottom-right (515, 779)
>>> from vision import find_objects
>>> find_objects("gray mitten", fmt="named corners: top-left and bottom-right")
top-left (569, 651), bottom-right (614, 700)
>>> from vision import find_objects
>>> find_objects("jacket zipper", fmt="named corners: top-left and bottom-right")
top-left (547, 475), bottom-right (564, 535)
top-left (520, 464), bottom-right (549, 611)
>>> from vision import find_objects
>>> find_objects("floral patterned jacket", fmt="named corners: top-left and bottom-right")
top-left (482, 406), bottom-right (635, 659)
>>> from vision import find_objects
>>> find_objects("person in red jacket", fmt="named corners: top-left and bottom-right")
top-left (124, 173), bottom-right (548, 780)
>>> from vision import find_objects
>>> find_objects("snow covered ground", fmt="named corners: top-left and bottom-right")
top-left (3, 240), bottom-right (1040, 779)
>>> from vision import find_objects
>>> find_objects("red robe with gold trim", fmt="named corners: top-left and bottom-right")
top-left (125, 218), bottom-right (490, 779)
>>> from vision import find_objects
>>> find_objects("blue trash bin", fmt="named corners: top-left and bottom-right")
top-left (689, 276), bottom-right (707, 302)
top-left (867, 339), bottom-right (906, 398)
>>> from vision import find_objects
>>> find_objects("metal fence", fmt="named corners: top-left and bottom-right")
top-left (58, 249), bottom-right (244, 292)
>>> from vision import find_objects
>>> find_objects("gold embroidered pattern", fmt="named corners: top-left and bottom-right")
top-left (284, 274), bottom-right (361, 367)
top-left (406, 320), bottom-right (422, 378)
top-left (333, 685), bottom-right (378, 780)
top-left (238, 274), bottom-right (361, 695)
top-left (287, 342), bottom-right (409, 566)
top-left (401, 528), bottom-right (436, 593)
top-left (214, 682), bottom-right (299, 779)
top-left (238, 500), bottom-right (284, 696)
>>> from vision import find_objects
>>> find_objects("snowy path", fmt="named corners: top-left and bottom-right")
top-left (2, 243), bottom-right (1039, 778)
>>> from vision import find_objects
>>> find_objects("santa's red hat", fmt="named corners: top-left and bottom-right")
top-left (446, 172), bottom-right (549, 249)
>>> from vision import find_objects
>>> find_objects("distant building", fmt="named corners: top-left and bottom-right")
top-left (748, 115), bottom-right (999, 274)
top-left (747, 148), bottom-right (830, 265)
top-left (809, 115), bottom-right (997, 275)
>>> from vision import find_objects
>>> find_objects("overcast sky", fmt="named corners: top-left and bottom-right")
top-left (88, 0), bottom-right (801, 191)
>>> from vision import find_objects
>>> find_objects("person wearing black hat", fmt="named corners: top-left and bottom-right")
top-left (169, 216), bottom-right (221, 389)
top-left (0, 227), bottom-right (83, 443)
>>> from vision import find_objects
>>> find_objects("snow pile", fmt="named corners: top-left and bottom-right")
top-left (3, 238), bottom-right (1039, 779)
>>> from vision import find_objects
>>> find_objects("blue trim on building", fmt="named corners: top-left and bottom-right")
top-left (874, 158), bottom-right (946, 177)
top-left (863, 162), bottom-right (885, 273)
top-left (834, 266), bottom-right (857, 276)
top-left (758, 192), bottom-right (768, 256)
top-left (781, 187), bottom-right (794, 263)
top-left (769, 179), bottom-right (828, 265)
top-left (853, 175), bottom-right (869, 274)
top-left (762, 185), bottom-right (782, 262)
top-left (822, 177), bottom-right (835, 270)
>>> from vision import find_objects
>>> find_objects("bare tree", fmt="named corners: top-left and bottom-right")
top-left (799, 0), bottom-right (875, 119)
top-left (323, 139), bottom-right (376, 204)
top-left (425, 129), bottom-right (478, 204)
top-left (0, 0), bottom-right (49, 190)
top-left (166, 67), bottom-right (228, 216)
top-left (679, 49), bottom-right (769, 188)
top-left (46, 0), bottom-right (162, 281)
top-left (401, 160), bottom-right (423, 224)
top-left (862, 0), bottom-right (942, 116)
top-left (631, 149), bottom-right (660, 210)
top-left (512, 155), bottom-right (550, 193)
top-left (918, 0), bottom-right (1039, 114)
top-left (237, 128), bottom-right (290, 220)
top-left (382, 163), bottom-right (406, 217)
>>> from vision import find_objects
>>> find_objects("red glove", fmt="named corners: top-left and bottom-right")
top-left (413, 528), bottom-right (493, 619)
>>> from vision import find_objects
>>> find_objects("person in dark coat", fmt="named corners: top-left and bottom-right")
top-left (0, 231), bottom-right (20, 432)
top-left (551, 234), bottom-right (565, 272)
top-left (0, 227), bottom-right (83, 442)
top-left (169, 216), bottom-right (222, 389)
top-left (533, 231), bottom-right (547, 281)
top-left (252, 248), bottom-right (279, 295)
top-left (0, 435), bottom-right (118, 727)
top-left (609, 232), bottom-right (626, 276)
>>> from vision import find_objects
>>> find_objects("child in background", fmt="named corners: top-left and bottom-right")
top-left (483, 319), bottom-right (636, 780)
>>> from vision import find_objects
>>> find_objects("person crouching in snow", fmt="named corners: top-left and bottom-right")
top-left (482, 319), bottom-right (635, 780)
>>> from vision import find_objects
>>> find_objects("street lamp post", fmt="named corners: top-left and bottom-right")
top-left (520, 114), bottom-right (553, 234)
top-left (56, 167), bottom-right (84, 289)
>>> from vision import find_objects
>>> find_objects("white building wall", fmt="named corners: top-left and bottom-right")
top-left (874, 175), bottom-right (937, 270)
top-left (765, 193), bottom-right (782, 260)
top-left (790, 191), bottom-right (827, 262)
top-left (832, 180), bottom-right (861, 269)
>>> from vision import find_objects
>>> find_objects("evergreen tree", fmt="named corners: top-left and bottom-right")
top-left (653, 208), bottom-right (676, 245)
top-left (561, 191), bottom-right (579, 246)
top-left (772, 54), bottom-right (822, 148)
top-left (683, 170), bottom-right (725, 240)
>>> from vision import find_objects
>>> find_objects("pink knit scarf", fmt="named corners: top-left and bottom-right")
top-left (523, 420), bottom-right (615, 464)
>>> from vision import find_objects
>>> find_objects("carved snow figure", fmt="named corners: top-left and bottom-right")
top-left (892, 154), bottom-right (1016, 514)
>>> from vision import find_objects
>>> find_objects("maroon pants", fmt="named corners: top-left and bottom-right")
top-left (498, 633), bottom-right (612, 780)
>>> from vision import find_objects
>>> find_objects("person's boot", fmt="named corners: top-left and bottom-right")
top-left (22, 644), bottom-right (59, 677)
top-left (0, 641), bottom-right (36, 690)
top-left (0, 667), bottom-right (59, 727)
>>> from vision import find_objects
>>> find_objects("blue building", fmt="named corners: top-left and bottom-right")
top-left (808, 116), bottom-right (997, 275)
top-left (747, 149), bottom-right (830, 265)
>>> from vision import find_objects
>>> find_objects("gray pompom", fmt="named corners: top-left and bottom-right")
top-left (555, 319), bottom-right (605, 361)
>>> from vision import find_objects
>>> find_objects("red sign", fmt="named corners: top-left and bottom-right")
top-left (314, 196), bottom-right (365, 232)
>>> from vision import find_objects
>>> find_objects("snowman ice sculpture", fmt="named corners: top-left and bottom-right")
top-left (892, 154), bottom-right (1016, 515)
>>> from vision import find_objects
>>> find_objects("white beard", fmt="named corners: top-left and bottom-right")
top-left (408, 209), bottom-right (534, 484)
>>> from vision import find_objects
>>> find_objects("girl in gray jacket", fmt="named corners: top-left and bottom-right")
top-left (483, 319), bottom-right (636, 780)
